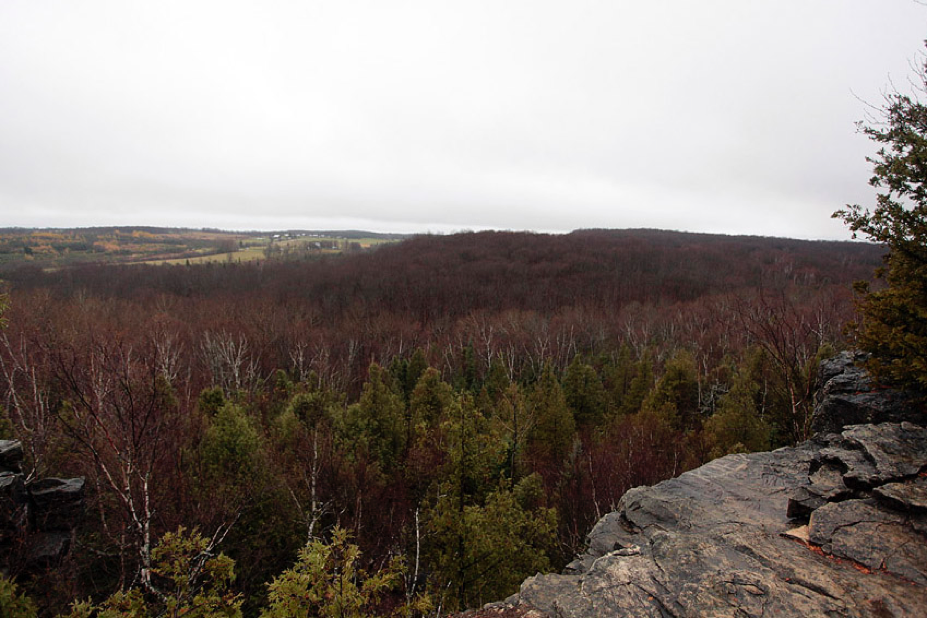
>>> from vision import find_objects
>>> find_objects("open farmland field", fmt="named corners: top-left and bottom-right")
top-left (0, 227), bottom-right (407, 271)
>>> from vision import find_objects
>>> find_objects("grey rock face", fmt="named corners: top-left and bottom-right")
top-left (0, 440), bottom-right (24, 473)
top-left (874, 477), bottom-right (927, 512)
top-left (30, 477), bottom-right (86, 532)
top-left (0, 439), bottom-right (84, 570)
top-left (501, 423), bottom-right (927, 617)
top-left (0, 471), bottom-right (28, 541)
top-left (811, 350), bottom-right (921, 434)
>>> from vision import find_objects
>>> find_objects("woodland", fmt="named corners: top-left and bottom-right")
top-left (0, 228), bottom-right (888, 615)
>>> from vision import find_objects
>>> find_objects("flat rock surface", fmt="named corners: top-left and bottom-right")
top-left (498, 422), bottom-right (927, 617)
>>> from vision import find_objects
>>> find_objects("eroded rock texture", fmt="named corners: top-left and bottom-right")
top-left (812, 350), bottom-right (922, 434)
top-left (478, 357), bottom-right (927, 618)
top-left (0, 439), bottom-right (85, 572)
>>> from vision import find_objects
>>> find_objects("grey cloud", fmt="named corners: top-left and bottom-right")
top-left (0, 1), bottom-right (924, 238)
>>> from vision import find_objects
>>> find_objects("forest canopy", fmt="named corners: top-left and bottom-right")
top-left (0, 229), bottom-right (883, 615)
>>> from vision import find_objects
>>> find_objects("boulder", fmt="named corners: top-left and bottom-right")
top-left (811, 351), bottom-right (921, 434)
top-left (0, 440), bottom-right (85, 570)
top-left (0, 471), bottom-right (28, 541)
top-left (29, 477), bottom-right (85, 531)
top-left (0, 440), bottom-right (24, 473)
top-left (25, 531), bottom-right (73, 570)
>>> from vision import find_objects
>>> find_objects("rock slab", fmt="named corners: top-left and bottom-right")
top-left (499, 423), bottom-right (927, 617)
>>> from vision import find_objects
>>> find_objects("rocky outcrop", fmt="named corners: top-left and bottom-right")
top-left (811, 350), bottom-right (922, 434)
top-left (477, 357), bottom-right (927, 617)
top-left (0, 440), bottom-right (85, 572)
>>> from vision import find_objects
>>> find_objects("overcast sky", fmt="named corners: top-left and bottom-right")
top-left (1, 1), bottom-right (924, 239)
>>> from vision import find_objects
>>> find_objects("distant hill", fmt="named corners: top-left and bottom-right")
top-left (3, 228), bottom-right (883, 312)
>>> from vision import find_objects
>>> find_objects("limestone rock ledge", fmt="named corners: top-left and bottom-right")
top-left (475, 355), bottom-right (927, 618)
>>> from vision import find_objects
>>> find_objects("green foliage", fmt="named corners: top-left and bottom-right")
top-left (424, 476), bottom-right (556, 610)
top-left (644, 351), bottom-right (699, 431)
top-left (442, 393), bottom-right (500, 503)
top-left (285, 391), bottom-right (332, 429)
top-left (390, 348), bottom-right (429, 403)
top-left (62, 528), bottom-right (241, 618)
top-left (341, 363), bottom-right (407, 470)
top-left (408, 367), bottom-right (453, 429)
top-left (834, 52), bottom-right (927, 394)
top-left (483, 359), bottom-right (510, 403)
top-left (63, 590), bottom-right (148, 618)
top-left (200, 402), bottom-right (264, 488)
top-left (526, 363), bottom-right (576, 466)
top-left (703, 362), bottom-right (772, 459)
top-left (850, 281), bottom-right (927, 392)
top-left (261, 527), bottom-right (402, 618)
top-left (198, 388), bottom-right (228, 417)
top-left (151, 528), bottom-right (242, 618)
top-left (492, 383), bottom-right (531, 484)
top-left (0, 405), bottom-right (14, 440)
top-left (199, 403), bottom-right (297, 609)
top-left (270, 369), bottom-right (296, 412)
top-left (0, 574), bottom-right (37, 618)
top-left (406, 349), bottom-right (429, 396)
top-left (0, 293), bottom-right (8, 330)
top-left (451, 344), bottom-right (479, 393)
top-left (617, 352), bottom-right (654, 416)
top-left (562, 356), bottom-right (607, 427)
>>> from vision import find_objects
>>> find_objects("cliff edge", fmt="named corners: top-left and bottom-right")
top-left (476, 352), bottom-right (927, 617)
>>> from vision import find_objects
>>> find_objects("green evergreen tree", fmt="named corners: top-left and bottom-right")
top-left (526, 362), bottom-right (576, 468)
top-left (275, 390), bottom-right (338, 539)
top-left (703, 362), bottom-right (772, 459)
top-left (619, 352), bottom-right (654, 416)
top-left (340, 363), bottom-right (407, 470)
top-left (405, 348), bottom-right (429, 401)
top-left (562, 356), bottom-right (608, 427)
top-left (197, 387), bottom-right (227, 418)
top-left (644, 350), bottom-right (700, 431)
top-left (483, 359), bottom-right (511, 403)
top-left (408, 367), bottom-right (453, 429)
top-left (261, 527), bottom-right (412, 618)
top-left (491, 383), bottom-right (532, 486)
top-left (424, 476), bottom-right (556, 611)
top-left (200, 402), bottom-right (265, 491)
top-left (441, 393), bottom-right (499, 504)
top-left (455, 343), bottom-right (479, 392)
top-left (834, 53), bottom-right (927, 394)
top-left (197, 401), bottom-right (295, 609)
